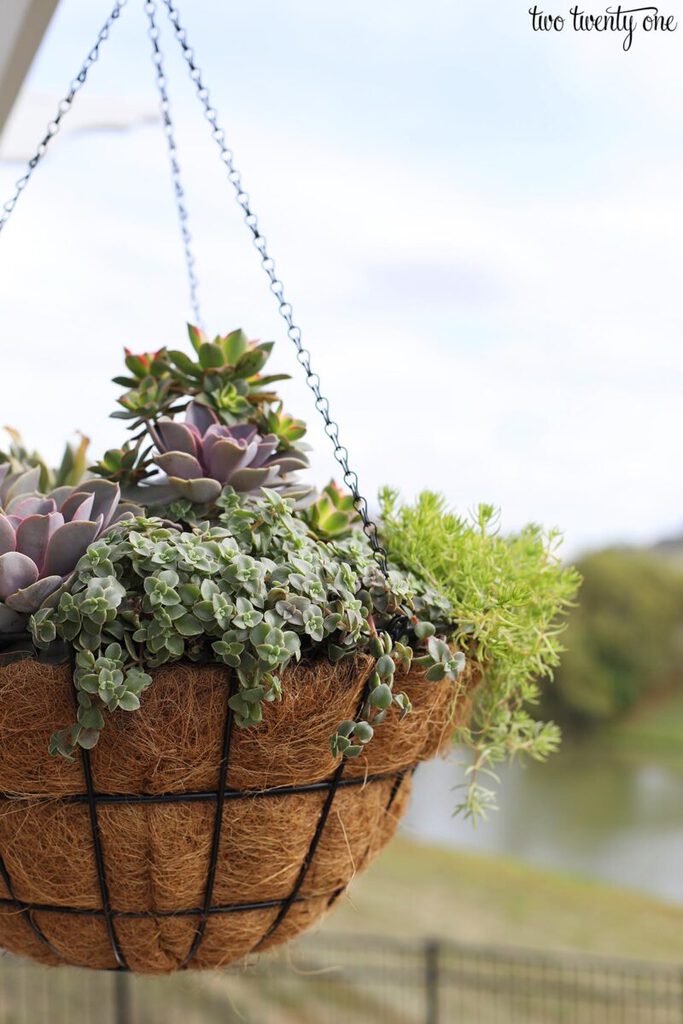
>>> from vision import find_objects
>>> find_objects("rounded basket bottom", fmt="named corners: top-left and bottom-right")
top-left (0, 772), bottom-right (411, 973)
top-left (0, 653), bottom-right (466, 973)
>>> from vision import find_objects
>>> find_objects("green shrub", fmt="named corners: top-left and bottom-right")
top-left (546, 548), bottom-right (683, 725)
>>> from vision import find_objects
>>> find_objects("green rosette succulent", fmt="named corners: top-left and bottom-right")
top-left (303, 480), bottom-right (360, 540)
top-left (112, 327), bottom-right (288, 427)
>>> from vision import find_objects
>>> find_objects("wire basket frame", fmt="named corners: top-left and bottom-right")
top-left (0, 647), bottom-right (409, 971)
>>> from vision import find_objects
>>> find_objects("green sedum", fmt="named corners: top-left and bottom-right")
top-left (378, 490), bottom-right (581, 818)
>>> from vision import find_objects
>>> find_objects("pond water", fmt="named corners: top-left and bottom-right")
top-left (402, 745), bottom-right (683, 904)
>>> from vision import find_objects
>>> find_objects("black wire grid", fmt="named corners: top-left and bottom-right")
top-left (0, 650), bottom-right (409, 971)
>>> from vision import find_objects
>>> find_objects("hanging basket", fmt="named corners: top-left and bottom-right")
top-left (0, 653), bottom-right (470, 973)
top-left (0, 0), bottom-right (489, 977)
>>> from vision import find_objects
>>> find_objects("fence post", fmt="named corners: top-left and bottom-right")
top-left (114, 971), bottom-right (133, 1024)
top-left (425, 938), bottom-right (440, 1024)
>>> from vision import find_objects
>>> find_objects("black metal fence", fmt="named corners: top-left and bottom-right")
top-left (1, 933), bottom-right (682, 1023)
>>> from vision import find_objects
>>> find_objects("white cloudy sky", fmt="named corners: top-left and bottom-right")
top-left (1, 0), bottom-right (682, 557)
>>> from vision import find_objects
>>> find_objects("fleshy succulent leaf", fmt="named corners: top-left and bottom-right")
top-left (59, 491), bottom-right (95, 523)
top-left (185, 402), bottom-right (218, 433)
top-left (154, 419), bottom-right (199, 457)
top-left (228, 467), bottom-right (273, 492)
top-left (5, 575), bottom-right (63, 613)
top-left (42, 519), bottom-right (103, 577)
top-left (155, 452), bottom-right (205, 481)
top-left (2, 467), bottom-right (41, 506)
top-left (0, 551), bottom-right (39, 600)
top-left (165, 477), bottom-right (223, 504)
top-left (15, 513), bottom-right (63, 568)
top-left (0, 515), bottom-right (16, 556)
top-left (5, 495), bottom-right (55, 517)
top-left (76, 480), bottom-right (120, 529)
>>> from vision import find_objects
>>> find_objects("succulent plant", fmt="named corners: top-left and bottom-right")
top-left (144, 401), bottom-right (312, 505)
top-left (32, 489), bottom-right (433, 757)
top-left (261, 401), bottom-right (307, 447)
top-left (303, 481), bottom-right (360, 540)
top-left (0, 427), bottom-right (90, 493)
top-left (111, 327), bottom-right (287, 428)
top-left (91, 325), bottom-right (307, 490)
top-left (0, 469), bottom-right (136, 633)
top-left (90, 440), bottom-right (153, 487)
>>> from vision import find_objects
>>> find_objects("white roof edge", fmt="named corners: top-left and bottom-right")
top-left (0, 0), bottom-right (60, 136)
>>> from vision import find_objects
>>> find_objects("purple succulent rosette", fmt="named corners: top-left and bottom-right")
top-left (148, 401), bottom-right (311, 504)
top-left (0, 467), bottom-right (135, 632)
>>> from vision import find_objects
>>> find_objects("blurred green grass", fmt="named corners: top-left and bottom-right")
top-left (608, 689), bottom-right (683, 759)
top-left (326, 837), bottom-right (683, 963)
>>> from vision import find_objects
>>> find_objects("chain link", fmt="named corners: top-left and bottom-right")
top-left (0, 1), bottom-right (128, 237)
top-left (161, 0), bottom-right (392, 579)
top-left (143, 0), bottom-right (204, 331)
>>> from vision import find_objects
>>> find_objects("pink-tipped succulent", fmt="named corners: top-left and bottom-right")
top-left (148, 401), bottom-right (311, 504)
top-left (0, 467), bottom-right (134, 632)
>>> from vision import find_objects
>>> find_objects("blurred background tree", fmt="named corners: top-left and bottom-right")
top-left (543, 546), bottom-right (683, 728)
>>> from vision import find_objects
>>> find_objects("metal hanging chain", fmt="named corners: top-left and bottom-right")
top-left (161, 0), bottom-right (392, 579)
top-left (0, 0), bottom-right (394, 584)
top-left (143, 0), bottom-right (204, 332)
top-left (0, 1), bottom-right (128, 238)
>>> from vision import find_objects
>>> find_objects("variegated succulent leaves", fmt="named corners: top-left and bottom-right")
top-left (31, 490), bottom-right (462, 758)
top-left (92, 325), bottom-right (311, 505)
top-left (0, 467), bottom-right (135, 632)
